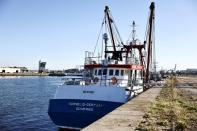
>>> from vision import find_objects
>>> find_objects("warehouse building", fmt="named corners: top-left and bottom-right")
top-left (0, 67), bottom-right (28, 73)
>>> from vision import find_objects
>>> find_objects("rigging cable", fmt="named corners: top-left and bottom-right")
top-left (101, 25), bottom-right (104, 59)
top-left (93, 17), bottom-right (105, 56)
top-left (144, 11), bottom-right (151, 50)
top-left (109, 12), bottom-right (124, 46)
top-left (144, 11), bottom-right (151, 69)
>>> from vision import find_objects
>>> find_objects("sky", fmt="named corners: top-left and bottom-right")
top-left (0, 0), bottom-right (196, 70)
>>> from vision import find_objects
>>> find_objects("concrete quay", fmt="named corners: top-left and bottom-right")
top-left (0, 73), bottom-right (49, 76)
top-left (82, 87), bottom-right (162, 131)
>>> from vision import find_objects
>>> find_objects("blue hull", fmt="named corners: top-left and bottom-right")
top-left (48, 99), bottom-right (123, 129)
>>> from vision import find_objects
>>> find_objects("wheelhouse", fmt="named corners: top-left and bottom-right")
top-left (84, 52), bottom-right (144, 87)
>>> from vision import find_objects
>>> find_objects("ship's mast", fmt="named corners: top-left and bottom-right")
top-left (132, 21), bottom-right (136, 43)
top-left (103, 33), bottom-right (109, 59)
top-left (145, 2), bottom-right (155, 83)
top-left (105, 6), bottom-right (116, 52)
top-left (104, 6), bottom-right (124, 61)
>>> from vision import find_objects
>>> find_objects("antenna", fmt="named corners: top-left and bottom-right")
top-left (132, 21), bottom-right (136, 42)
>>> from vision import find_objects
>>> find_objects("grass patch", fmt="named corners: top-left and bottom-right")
top-left (136, 77), bottom-right (197, 130)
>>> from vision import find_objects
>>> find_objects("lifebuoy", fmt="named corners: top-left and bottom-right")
top-left (93, 77), bottom-right (99, 83)
top-left (111, 77), bottom-right (118, 85)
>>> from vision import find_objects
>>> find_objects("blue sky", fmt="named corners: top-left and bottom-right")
top-left (0, 0), bottom-right (196, 70)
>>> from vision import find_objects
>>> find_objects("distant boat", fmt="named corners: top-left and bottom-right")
top-left (65, 73), bottom-right (83, 76)
top-left (48, 3), bottom-right (155, 130)
top-left (49, 72), bottom-right (65, 76)
top-left (61, 76), bottom-right (83, 85)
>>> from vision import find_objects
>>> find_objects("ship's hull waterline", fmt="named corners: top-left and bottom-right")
top-left (48, 99), bottom-right (123, 129)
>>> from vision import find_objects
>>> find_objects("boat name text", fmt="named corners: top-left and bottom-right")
top-left (68, 102), bottom-right (103, 111)
top-left (83, 90), bottom-right (95, 94)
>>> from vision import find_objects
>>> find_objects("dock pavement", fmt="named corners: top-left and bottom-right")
top-left (82, 87), bottom-right (162, 131)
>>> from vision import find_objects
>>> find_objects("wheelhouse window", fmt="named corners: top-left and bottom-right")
top-left (98, 69), bottom-right (101, 75)
top-left (94, 69), bottom-right (97, 75)
top-left (125, 70), bottom-right (129, 75)
top-left (109, 69), bottom-right (114, 76)
top-left (121, 70), bottom-right (124, 76)
top-left (115, 69), bottom-right (119, 76)
top-left (103, 69), bottom-right (107, 75)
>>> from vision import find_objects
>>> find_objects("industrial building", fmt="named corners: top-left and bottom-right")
top-left (0, 67), bottom-right (28, 73)
top-left (38, 60), bottom-right (47, 73)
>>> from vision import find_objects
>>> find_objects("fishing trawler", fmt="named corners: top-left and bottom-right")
top-left (48, 2), bottom-right (155, 130)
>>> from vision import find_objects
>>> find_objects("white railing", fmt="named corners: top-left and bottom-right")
top-left (85, 56), bottom-right (139, 65)
top-left (85, 57), bottom-right (101, 65)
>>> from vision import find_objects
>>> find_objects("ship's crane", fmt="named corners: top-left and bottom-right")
top-left (104, 6), bottom-right (145, 65)
top-left (104, 6), bottom-right (125, 61)
top-left (93, 2), bottom-right (156, 85)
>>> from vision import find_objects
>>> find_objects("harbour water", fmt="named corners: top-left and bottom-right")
top-left (0, 76), bottom-right (64, 131)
